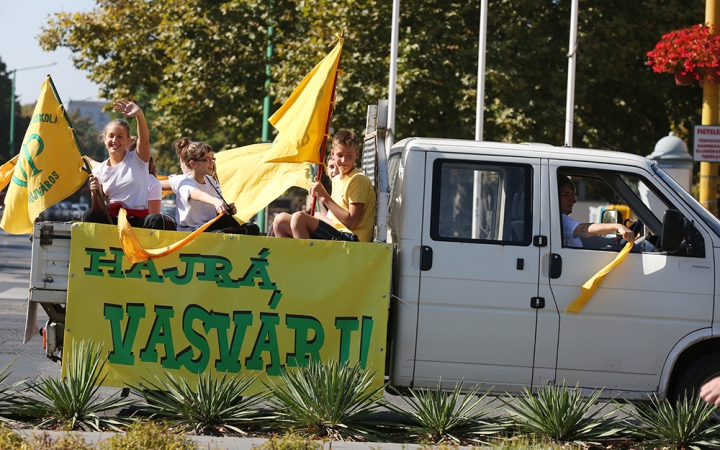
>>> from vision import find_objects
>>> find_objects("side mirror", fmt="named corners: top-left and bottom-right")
top-left (661, 209), bottom-right (684, 253)
top-left (601, 209), bottom-right (623, 224)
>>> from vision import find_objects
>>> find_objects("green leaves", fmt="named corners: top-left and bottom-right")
top-left (388, 380), bottom-right (503, 444)
top-left (502, 381), bottom-right (624, 444)
top-left (130, 370), bottom-right (269, 436)
top-left (626, 393), bottom-right (720, 449)
top-left (266, 358), bottom-right (387, 441)
top-left (18, 339), bottom-right (134, 431)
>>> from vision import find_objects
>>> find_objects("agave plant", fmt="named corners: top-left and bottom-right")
top-left (266, 358), bottom-right (388, 441)
top-left (18, 339), bottom-right (134, 431)
top-left (387, 379), bottom-right (503, 444)
top-left (502, 381), bottom-right (624, 444)
top-left (131, 370), bottom-right (268, 436)
top-left (0, 359), bottom-right (29, 423)
top-left (625, 393), bottom-right (720, 449)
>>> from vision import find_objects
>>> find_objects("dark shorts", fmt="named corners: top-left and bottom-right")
top-left (310, 220), bottom-right (359, 242)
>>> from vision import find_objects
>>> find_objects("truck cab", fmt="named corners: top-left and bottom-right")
top-left (386, 137), bottom-right (719, 400)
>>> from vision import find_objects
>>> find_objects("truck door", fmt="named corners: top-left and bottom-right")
top-left (413, 153), bottom-right (544, 392)
top-left (544, 162), bottom-right (714, 394)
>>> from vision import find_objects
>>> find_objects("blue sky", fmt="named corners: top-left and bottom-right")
top-left (0, 0), bottom-right (101, 105)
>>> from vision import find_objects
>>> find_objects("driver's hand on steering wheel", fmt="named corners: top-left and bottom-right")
top-left (616, 224), bottom-right (635, 243)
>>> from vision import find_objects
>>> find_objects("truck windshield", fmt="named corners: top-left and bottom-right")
top-left (652, 164), bottom-right (720, 237)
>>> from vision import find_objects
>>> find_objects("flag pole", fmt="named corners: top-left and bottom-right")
top-left (47, 76), bottom-right (114, 225)
top-left (309, 36), bottom-right (343, 216)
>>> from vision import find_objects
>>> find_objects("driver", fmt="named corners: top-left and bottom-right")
top-left (560, 175), bottom-right (635, 248)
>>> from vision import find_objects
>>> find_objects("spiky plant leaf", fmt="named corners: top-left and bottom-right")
top-left (266, 359), bottom-right (389, 441)
top-left (131, 370), bottom-right (268, 436)
top-left (16, 339), bottom-right (134, 431)
top-left (502, 381), bottom-right (624, 444)
top-left (625, 393), bottom-right (720, 449)
top-left (0, 358), bottom-right (30, 423)
top-left (388, 379), bottom-right (504, 444)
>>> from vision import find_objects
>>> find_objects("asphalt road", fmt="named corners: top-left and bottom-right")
top-left (0, 229), bottom-right (59, 384)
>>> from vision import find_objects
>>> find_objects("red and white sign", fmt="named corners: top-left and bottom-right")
top-left (694, 125), bottom-right (720, 162)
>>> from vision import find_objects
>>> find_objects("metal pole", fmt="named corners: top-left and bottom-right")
top-left (700, 0), bottom-right (720, 215)
top-left (386, 0), bottom-right (400, 154)
top-left (7, 62), bottom-right (56, 160)
top-left (9, 70), bottom-right (16, 160)
top-left (475, 0), bottom-right (488, 141)
top-left (258, 2), bottom-right (275, 233)
top-left (564, 0), bottom-right (579, 147)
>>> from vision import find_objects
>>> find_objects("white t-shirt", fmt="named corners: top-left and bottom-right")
top-left (93, 151), bottom-right (149, 210)
top-left (175, 174), bottom-right (223, 231)
top-left (148, 176), bottom-right (162, 202)
top-left (562, 214), bottom-right (583, 247)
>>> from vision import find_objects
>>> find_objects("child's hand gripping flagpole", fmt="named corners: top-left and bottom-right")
top-left (309, 37), bottom-right (343, 216)
top-left (47, 76), bottom-right (114, 225)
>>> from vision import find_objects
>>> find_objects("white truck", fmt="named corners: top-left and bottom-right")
top-left (26, 102), bottom-right (719, 401)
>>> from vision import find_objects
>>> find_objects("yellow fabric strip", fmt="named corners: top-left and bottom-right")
top-left (564, 241), bottom-right (634, 314)
top-left (0, 155), bottom-right (19, 192)
top-left (118, 208), bottom-right (223, 264)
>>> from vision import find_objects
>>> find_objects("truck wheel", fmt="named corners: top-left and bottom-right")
top-left (670, 351), bottom-right (720, 416)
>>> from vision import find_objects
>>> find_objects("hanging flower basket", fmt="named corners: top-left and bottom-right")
top-left (647, 24), bottom-right (720, 86)
top-left (674, 67), bottom-right (694, 85)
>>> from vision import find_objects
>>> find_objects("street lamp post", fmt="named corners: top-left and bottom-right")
top-left (8, 62), bottom-right (57, 159)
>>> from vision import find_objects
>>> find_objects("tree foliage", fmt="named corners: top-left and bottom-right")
top-left (38, 0), bottom-right (705, 170)
top-left (0, 57), bottom-right (31, 163)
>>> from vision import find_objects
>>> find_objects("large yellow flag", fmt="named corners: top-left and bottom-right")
top-left (217, 143), bottom-right (313, 222)
top-left (0, 155), bottom-right (19, 192)
top-left (262, 37), bottom-right (343, 164)
top-left (1, 77), bottom-right (88, 234)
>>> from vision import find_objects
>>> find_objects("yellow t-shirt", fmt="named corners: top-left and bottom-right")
top-left (331, 168), bottom-right (376, 242)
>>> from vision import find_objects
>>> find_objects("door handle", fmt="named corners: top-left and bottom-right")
top-left (420, 246), bottom-right (433, 271)
top-left (549, 253), bottom-right (562, 279)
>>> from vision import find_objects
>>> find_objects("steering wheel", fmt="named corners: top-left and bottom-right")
top-left (624, 218), bottom-right (644, 238)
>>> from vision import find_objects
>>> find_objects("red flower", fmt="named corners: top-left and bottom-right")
top-left (647, 24), bottom-right (720, 80)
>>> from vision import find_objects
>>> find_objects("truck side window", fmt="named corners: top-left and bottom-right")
top-left (430, 160), bottom-right (532, 245)
top-left (558, 169), bottom-right (703, 256)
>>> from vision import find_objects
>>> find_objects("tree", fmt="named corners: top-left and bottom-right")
top-left (0, 57), bottom-right (31, 163)
top-left (38, 0), bottom-right (705, 168)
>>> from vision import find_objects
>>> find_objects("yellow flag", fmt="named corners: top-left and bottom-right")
top-left (217, 143), bottom-right (313, 222)
top-left (262, 38), bottom-right (343, 164)
top-left (117, 208), bottom-right (223, 264)
top-left (1, 77), bottom-right (88, 234)
top-left (0, 155), bottom-right (19, 192)
top-left (564, 241), bottom-right (634, 314)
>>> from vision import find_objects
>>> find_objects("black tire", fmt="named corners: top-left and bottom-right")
top-left (670, 351), bottom-right (720, 401)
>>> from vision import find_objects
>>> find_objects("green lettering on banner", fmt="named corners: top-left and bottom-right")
top-left (335, 317), bottom-right (359, 364)
top-left (360, 316), bottom-right (374, 370)
top-left (195, 255), bottom-right (236, 288)
top-left (125, 259), bottom-right (164, 283)
top-left (176, 305), bottom-right (211, 374)
top-left (162, 254), bottom-right (203, 285)
top-left (104, 303), bottom-right (146, 366)
top-left (139, 306), bottom-right (181, 369)
top-left (245, 313), bottom-right (281, 376)
top-left (286, 315), bottom-right (325, 367)
top-left (85, 248), bottom-right (126, 278)
top-left (214, 311), bottom-right (253, 373)
top-left (237, 249), bottom-right (275, 290)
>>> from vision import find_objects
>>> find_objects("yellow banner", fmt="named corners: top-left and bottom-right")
top-left (64, 223), bottom-right (391, 393)
top-left (0, 77), bottom-right (88, 234)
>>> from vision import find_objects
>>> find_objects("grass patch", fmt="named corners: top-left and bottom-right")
top-left (97, 420), bottom-right (197, 450)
